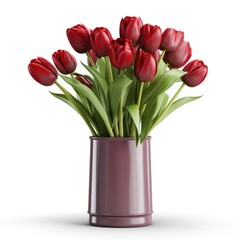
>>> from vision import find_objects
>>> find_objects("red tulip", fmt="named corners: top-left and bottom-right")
top-left (52, 50), bottom-right (77, 74)
top-left (28, 57), bottom-right (58, 86)
top-left (66, 24), bottom-right (91, 53)
top-left (164, 41), bottom-right (191, 68)
top-left (90, 27), bottom-right (113, 57)
top-left (120, 16), bottom-right (143, 43)
top-left (139, 24), bottom-right (162, 53)
top-left (75, 75), bottom-right (92, 88)
top-left (108, 38), bottom-right (133, 69)
top-left (182, 60), bottom-right (208, 87)
top-left (160, 28), bottom-right (184, 52)
top-left (134, 49), bottom-right (157, 82)
top-left (87, 49), bottom-right (98, 66)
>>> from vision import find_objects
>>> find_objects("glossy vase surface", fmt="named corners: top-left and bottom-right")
top-left (88, 137), bottom-right (152, 227)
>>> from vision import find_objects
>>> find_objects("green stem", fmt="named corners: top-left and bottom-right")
top-left (54, 81), bottom-right (97, 136)
top-left (130, 81), bottom-right (144, 137)
top-left (86, 52), bottom-right (97, 68)
top-left (159, 50), bottom-right (169, 73)
top-left (130, 126), bottom-right (135, 138)
top-left (119, 70), bottom-right (124, 137)
top-left (151, 83), bottom-right (185, 131)
top-left (119, 95), bottom-right (124, 137)
top-left (113, 117), bottom-right (119, 137)
top-left (137, 82), bottom-right (144, 107)
top-left (140, 82), bottom-right (150, 116)
top-left (105, 56), bottom-right (113, 85)
top-left (140, 104), bottom-right (147, 116)
top-left (159, 50), bottom-right (166, 63)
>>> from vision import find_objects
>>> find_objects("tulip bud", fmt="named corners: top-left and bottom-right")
top-left (87, 49), bottom-right (98, 66)
top-left (182, 60), bottom-right (208, 87)
top-left (139, 24), bottom-right (162, 53)
top-left (160, 28), bottom-right (184, 52)
top-left (120, 16), bottom-right (143, 43)
top-left (75, 75), bottom-right (93, 88)
top-left (90, 27), bottom-right (113, 57)
top-left (28, 57), bottom-right (58, 86)
top-left (108, 38), bottom-right (133, 70)
top-left (134, 49), bottom-right (157, 82)
top-left (52, 50), bottom-right (77, 74)
top-left (164, 41), bottom-right (192, 68)
top-left (66, 24), bottom-right (91, 53)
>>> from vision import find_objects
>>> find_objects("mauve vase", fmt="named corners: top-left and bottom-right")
top-left (88, 137), bottom-right (153, 227)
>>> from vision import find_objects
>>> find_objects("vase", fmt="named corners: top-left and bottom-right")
top-left (88, 136), bottom-right (153, 227)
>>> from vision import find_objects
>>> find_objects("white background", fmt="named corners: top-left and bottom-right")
top-left (0, 0), bottom-right (239, 239)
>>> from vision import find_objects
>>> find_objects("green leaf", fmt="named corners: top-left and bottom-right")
top-left (140, 93), bottom-right (166, 142)
top-left (151, 95), bottom-right (202, 132)
top-left (96, 58), bottom-right (106, 77)
top-left (125, 65), bottom-right (137, 81)
top-left (60, 75), bottom-right (114, 137)
top-left (49, 92), bottom-right (100, 136)
top-left (109, 74), bottom-right (133, 115)
top-left (49, 92), bottom-right (71, 106)
top-left (82, 62), bottom-right (108, 98)
top-left (125, 104), bottom-right (140, 135)
top-left (91, 108), bottom-right (109, 136)
top-left (142, 69), bottom-right (186, 105)
top-left (157, 93), bottom-right (169, 116)
top-left (161, 96), bottom-right (202, 122)
top-left (153, 57), bottom-right (167, 81)
top-left (125, 78), bottom-right (137, 106)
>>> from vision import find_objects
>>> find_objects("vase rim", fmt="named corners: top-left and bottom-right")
top-left (90, 136), bottom-right (151, 141)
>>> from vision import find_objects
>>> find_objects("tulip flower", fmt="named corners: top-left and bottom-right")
top-left (164, 41), bottom-right (191, 68)
top-left (108, 38), bottom-right (133, 69)
top-left (87, 49), bottom-right (98, 66)
top-left (28, 57), bottom-right (58, 86)
top-left (90, 27), bottom-right (113, 57)
top-left (182, 60), bottom-right (208, 87)
top-left (139, 24), bottom-right (162, 53)
top-left (160, 28), bottom-right (184, 52)
top-left (52, 50), bottom-right (77, 74)
top-left (66, 24), bottom-right (91, 53)
top-left (134, 49), bottom-right (157, 82)
top-left (120, 16), bottom-right (143, 43)
top-left (75, 75), bottom-right (93, 88)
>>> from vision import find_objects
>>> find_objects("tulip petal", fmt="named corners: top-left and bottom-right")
top-left (91, 27), bottom-right (113, 57)
top-left (165, 41), bottom-right (192, 68)
top-left (28, 63), bottom-right (57, 86)
top-left (138, 54), bottom-right (157, 81)
top-left (183, 59), bottom-right (199, 72)
top-left (117, 50), bottom-right (133, 69)
top-left (139, 24), bottom-right (162, 53)
top-left (38, 57), bottom-right (58, 77)
top-left (67, 24), bottom-right (91, 53)
top-left (61, 50), bottom-right (77, 73)
top-left (52, 53), bottom-right (68, 74)
top-left (183, 66), bottom-right (208, 87)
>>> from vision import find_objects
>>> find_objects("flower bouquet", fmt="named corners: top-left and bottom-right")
top-left (28, 16), bottom-right (208, 227)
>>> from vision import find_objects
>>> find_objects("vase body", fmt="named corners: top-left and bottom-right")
top-left (88, 137), bottom-right (152, 227)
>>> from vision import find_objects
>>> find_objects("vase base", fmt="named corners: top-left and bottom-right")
top-left (89, 214), bottom-right (152, 228)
